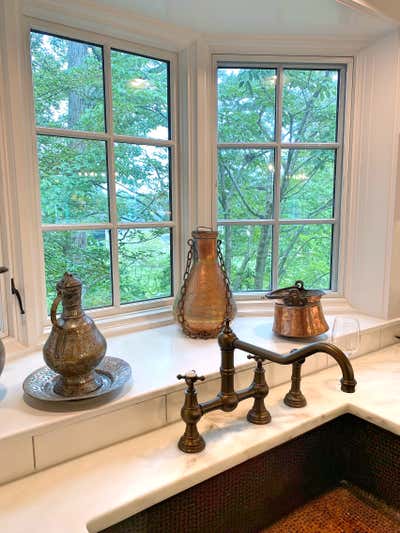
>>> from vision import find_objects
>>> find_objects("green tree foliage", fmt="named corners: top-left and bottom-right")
top-left (217, 67), bottom-right (339, 291)
top-left (31, 30), bottom-right (340, 311)
top-left (31, 32), bottom-right (172, 310)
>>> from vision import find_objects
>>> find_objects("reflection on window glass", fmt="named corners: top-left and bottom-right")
top-left (218, 149), bottom-right (274, 220)
top-left (282, 69), bottom-right (339, 143)
top-left (38, 136), bottom-right (109, 224)
top-left (111, 49), bottom-right (170, 139)
top-left (218, 68), bottom-right (276, 143)
top-left (218, 224), bottom-right (272, 291)
top-left (30, 32), bottom-right (105, 132)
top-left (118, 228), bottom-right (172, 303)
top-left (280, 150), bottom-right (335, 219)
top-left (278, 224), bottom-right (333, 289)
top-left (43, 230), bottom-right (112, 311)
top-left (115, 143), bottom-right (170, 223)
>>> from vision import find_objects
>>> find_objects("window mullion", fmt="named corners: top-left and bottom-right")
top-left (103, 44), bottom-right (120, 309)
top-left (36, 127), bottom-right (110, 142)
top-left (272, 66), bottom-right (284, 289)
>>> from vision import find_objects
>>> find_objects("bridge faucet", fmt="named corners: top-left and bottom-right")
top-left (177, 321), bottom-right (356, 453)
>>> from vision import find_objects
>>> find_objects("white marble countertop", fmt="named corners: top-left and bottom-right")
top-left (0, 343), bottom-right (399, 533)
top-left (0, 313), bottom-right (391, 441)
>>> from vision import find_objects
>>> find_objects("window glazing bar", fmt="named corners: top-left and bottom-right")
top-left (113, 134), bottom-right (174, 147)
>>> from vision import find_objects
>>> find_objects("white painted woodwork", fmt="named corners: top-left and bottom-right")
top-left (0, 0), bottom-right (400, 344)
top-left (346, 30), bottom-right (400, 318)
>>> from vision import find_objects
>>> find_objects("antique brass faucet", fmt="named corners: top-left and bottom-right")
top-left (177, 321), bottom-right (357, 453)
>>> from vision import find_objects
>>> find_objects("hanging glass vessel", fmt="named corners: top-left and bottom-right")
top-left (0, 266), bottom-right (8, 378)
top-left (174, 228), bottom-right (236, 338)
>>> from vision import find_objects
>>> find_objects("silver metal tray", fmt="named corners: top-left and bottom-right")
top-left (23, 357), bottom-right (131, 402)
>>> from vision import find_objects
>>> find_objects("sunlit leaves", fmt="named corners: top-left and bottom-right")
top-left (115, 144), bottom-right (170, 223)
top-left (280, 150), bottom-right (335, 219)
top-left (118, 228), bottom-right (172, 303)
top-left (282, 69), bottom-right (339, 143)
top-left (111, 50), bottom-right (169, 139)
top-left (218, 225), bottom-right (272, 291)
top-left (218, 68), bottom-right (276, 143)
top-left (31, 32), bottom-right (105, 131)
top-left (278, 225), bottom-right (332, 289)
top-left (217, 67), bottom-right (340, 291)
top-left (38, 136), bottom-right (109, 224)
top-left (31, 32), bottom-right (173, 309)
top-left (43, 231), bottom-right (112, 311)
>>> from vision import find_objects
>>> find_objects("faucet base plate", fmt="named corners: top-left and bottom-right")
top-left (247, 408), bottom-right (271, 425)
top-left (284, 391), bottom-right (307, 408)
top-left (178, 434), bottom-right (205, 453)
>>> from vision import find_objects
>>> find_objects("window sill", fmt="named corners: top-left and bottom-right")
top-left (0, 311), bottom-right (398, 486)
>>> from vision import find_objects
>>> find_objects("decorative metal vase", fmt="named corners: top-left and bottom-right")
top-left (43, 272), bottom-right (107, 397)
top-left (0, 266), bottom-right (8, 378)
top-left (174, 228), bottom-right (236, 339)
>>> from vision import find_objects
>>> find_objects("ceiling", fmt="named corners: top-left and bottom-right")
top-left (91, 0), bottom-right (398, 39)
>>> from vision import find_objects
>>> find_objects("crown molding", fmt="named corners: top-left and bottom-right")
top-left (205, 33), bottom-right (371, 55)
top-left (22, 0), bottom-right (199, 51)
top-left (336, 1), bottom-right (400, 24)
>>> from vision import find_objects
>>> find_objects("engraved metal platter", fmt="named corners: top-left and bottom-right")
top-left (23, 357), bottom-right (132, 402)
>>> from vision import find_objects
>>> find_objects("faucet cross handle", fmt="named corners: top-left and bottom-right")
top-left (177, 370), bottom-right (205, 390)
top-left (247, 354), bottom-right (265, 368)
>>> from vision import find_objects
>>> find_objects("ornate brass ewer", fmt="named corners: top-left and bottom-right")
top-left (43, 273), bottom-right (107, 397)
top-left (0, 266), bottom-right (8, 378)
top-left (174, 228), bottom-right (236, 338)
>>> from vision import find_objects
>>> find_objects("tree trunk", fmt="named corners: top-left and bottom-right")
top-left (254, 225), bottom-right (271, 289)
top-left (67, 41), bottom-right (87, 129)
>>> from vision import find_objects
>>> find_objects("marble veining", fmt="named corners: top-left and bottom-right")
top-left (0, 344), bottom-right (399, 533)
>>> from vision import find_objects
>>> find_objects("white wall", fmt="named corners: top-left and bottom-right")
top-left (346, 30), bottom-right (400, 317)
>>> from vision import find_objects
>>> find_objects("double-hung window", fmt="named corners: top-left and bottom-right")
top-left (217, 63), bottom-right (344, 292)
top-left (30, 30), bottom-right (175, 313)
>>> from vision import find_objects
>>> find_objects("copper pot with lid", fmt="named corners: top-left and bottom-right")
top-left (266, 280), bottom-right (328, 338)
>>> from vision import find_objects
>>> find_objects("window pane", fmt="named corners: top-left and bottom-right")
top-left (38, 136), bottom-right (109, 224)
top-left (30, 32), bottom-right (105, 131)
top-left (218, 149), bottom-right (274, 220)
top-left (280, 149), bottom-right (335, 219)
top-left (115, 143), bottom-right (171, 222)
top-left (111, 50), bottom-right (169, 139)
top-left (282, 69), bottom-right (339, 143)
top-left (118, 228), bottom-right (172, 303)
top-left (218, 225), bottom-right (272, 291)
top-left (218, 68), bottom-right (276, 143)
top-left (43, 230), bottom-right (112, 311)
top-left (278, 224), bottom-right (332, 289)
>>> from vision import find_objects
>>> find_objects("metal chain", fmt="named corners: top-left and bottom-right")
top-left (217, 238), bottom-right (234, 330)
top-left (176, 239), bottom-right (194, 333)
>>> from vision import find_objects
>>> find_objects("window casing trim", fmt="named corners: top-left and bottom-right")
top-left (25, 17), bottom-right (181, 331)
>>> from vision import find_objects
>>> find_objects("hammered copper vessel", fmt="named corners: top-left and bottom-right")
top-left (174, 228), bottom-right (236, 338)
top-left (266, 280), bottom-right (329, 338)
top-left (0, 266), bottom-right (8, 378)
top-left (43, 272), bottom-right (107, 397)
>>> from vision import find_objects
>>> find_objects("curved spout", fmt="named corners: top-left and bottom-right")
top-left (283, 342), bottom-right (356, 393)
top-left (232, 338), bottom-right (357, 393)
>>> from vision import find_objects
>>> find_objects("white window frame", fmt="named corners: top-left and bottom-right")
top-left (210, 54), bottom-right (354, 300)
top-left (25, 19), bottom-right (181, 331)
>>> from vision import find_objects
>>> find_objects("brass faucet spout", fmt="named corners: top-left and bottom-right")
top-left (233, 339), bottom-right (357, 393)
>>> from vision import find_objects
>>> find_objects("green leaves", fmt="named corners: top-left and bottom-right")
top-left (217, 67), bottom-right (340, 291)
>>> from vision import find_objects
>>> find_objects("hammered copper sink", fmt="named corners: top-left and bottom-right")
top-left (102, 415), bottom-right (400, 533)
